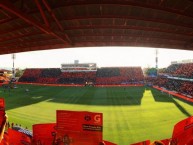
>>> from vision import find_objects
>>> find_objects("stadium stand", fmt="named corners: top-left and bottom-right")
top-left (58, 71), bottom-right (96, 84)
top-left (163, 63), bottom-right (193, 78)
top-left (96, 67), bottom-right (120, 77)
top-left (18, 77), bottom-right (38, 83)
top-left (163, 64), bottom-right (181, 76)
top-left (19, 67), bottom-right (144, 85)
top-left (119, 67), bottom-right (144, 82)
top-left (153, 77), bottom-right (193, 98)
top-left (96, 67), bottom-right (144, 85)
top-left (147, 63), bottom-right (193, 99)
top-left (18, 68), bottom-right (43, 83)
top-left (36, 68), bottom-right (61, 84)
top-left (173, 63), bottom-right (193, 78)
top-left (180, 81), bottom-right (193, 97)
top-left (19, 68), bottom-right (61, 83)
top-left (21, 68), bottom-right (42, 78)
top-left (40, 68), bottom-right (61, 78)
top-left (36, 77), bottom-right (59, 84)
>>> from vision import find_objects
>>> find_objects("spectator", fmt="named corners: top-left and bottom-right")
top-left (150, 141), bottom-right (165, 145)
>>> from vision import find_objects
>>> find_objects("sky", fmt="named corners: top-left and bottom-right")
top-left (0, 47), bottom-right (193, 69)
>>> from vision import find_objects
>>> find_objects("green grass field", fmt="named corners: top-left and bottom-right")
top-left (0, 84), bottom-right (193, 145)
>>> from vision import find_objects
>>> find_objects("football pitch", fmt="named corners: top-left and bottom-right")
top-left (0, 84), bottom-right (193, 145)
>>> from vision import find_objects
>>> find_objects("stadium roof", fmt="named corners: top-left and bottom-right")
top-left (0, 0), bottom-right (193, 55)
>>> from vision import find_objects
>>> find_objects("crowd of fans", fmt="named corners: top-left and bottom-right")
top-left (152, 77), bottom-right (193, 97)
top-left (163, 64), bottom-right (181, 75)
top-left (173, 63), bottom-right (193, 78)
top-left (18, 67), bottom-right (144, 85)
top-left (180, 81), bottom-right (193, 97)
top-left (163, 63), bottom-right (193, 78)
top-left (149, 62), bottom-right (193, 98)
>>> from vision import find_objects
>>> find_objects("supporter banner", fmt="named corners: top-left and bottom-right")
top-left (171, 116), bottom-right (193, 145)
top-left (57, 110), bottom-right (103, 145)
top-left (32, 123), bottom-right (56, 145)
top-left (7, 128), bottom-right (31, 145)
top-left (0, 98), bottom-right (5, 109)
top-left (130, 140), bottom-right (150, 145)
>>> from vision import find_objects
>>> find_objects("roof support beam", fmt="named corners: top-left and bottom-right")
top-left (0, 43), bottom-right (67, 55)
top-left (0, 37), bottom-right (58, 47)
top-left (1, 14), bottom-right (193, 35)
top-left (0, 0), bottom-right (72, 44)
top-left (57, 0), bottom-right (193, 19)
top-left (0, 31), bottom-right (43, 42)
top-left (70, 34), bottom-right (187, 42)
top-left (74, 40), bottom-right (184, 49)
top-left (1, 42), bottom-right (66, 51)
top-left (0, 25), bottom-right (32, 35)
top-left (42, 0), bottom-right (62, 31)
top-left (41, 0), bottom-right (71, 44)
top-left (34, 0), bottom-right (50, 28)
top-left (75, 39), bottom-right (184, 44)
top-left (0, 17), bottom-right (14, 24)
top-left (63, 25), bottom-right (193, 37)
top-left (60, 15), bottom-right (193, 30)
top-left (0, 8), bottom-right (15, 24)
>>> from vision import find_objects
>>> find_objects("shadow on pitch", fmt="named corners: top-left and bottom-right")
top-left (49, 86), bottom-right (146, 106)
top-left (1, 85), bottom-right (146, 111)
top-left (1, 84), bottom-right (59, 110)
top-left (150, 88), bottom-right (192, 117)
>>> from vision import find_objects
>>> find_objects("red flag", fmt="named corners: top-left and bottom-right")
top-left (8, 128), bottom-right (31, 145)
top-left (0, 98), bottom-right (5, 109)
top-left (171, 116), bottom-right (193, 145)
top-left (33, 123), bottom-right (56, 145)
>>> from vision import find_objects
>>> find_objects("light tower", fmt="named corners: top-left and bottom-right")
top-left (155, 49), bottom-right (158, 76)
top-left (12, 53), bottom-right (16, 78)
